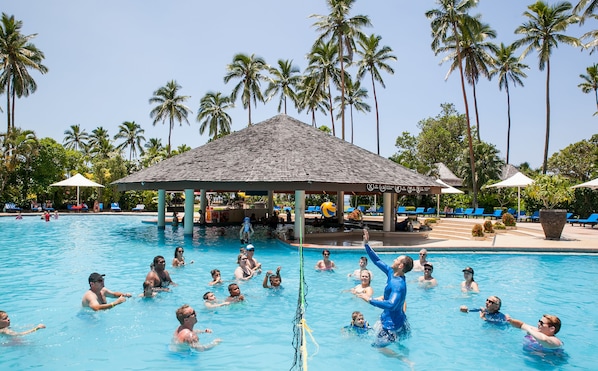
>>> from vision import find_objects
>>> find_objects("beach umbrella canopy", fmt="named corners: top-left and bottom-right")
top-left (571, 177), bottom-right (598, 190)
top-left (486, 172), bottom-right (534, 221)
top-left (436, 178), bottom-right (464, 217)
top-left (51, 173), bottom-right (104, 205)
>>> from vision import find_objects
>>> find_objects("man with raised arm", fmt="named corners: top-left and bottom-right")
top-left (358, 229), bottom-right (413, 347)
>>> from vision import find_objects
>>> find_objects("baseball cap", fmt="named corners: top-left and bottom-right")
top-left (462, 267), bottom-right (474, 274)
top-left (246, 244), bottom-right (255, 250)
top-left (88, 272), bottom-right (105, 283)
top-left (424, 262), bottom-right (433, 269)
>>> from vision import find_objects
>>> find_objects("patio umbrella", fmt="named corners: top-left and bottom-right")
top-left (50, 173), bottom-right (104, 205)
top-left (571, 177), bottom-right (598, 190)
top-left (436, 178), bottom-right (464, 217)
top-left (486, 172), bottom-right (534, 221)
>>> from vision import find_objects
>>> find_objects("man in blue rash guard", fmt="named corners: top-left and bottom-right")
top-left (358, 229), bottom-right (413, 347)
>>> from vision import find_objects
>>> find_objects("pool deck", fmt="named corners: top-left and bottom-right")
top-left (3, 211), bottom-right (597, 254)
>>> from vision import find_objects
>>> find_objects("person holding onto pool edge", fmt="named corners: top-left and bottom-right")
top-left (358, 229), bottom-right (413, 346)
top-left (173, 304), bottom-right (221, 351)
top-left (507, 314), bottom-right (563, 352)
top-left (82, 273), bottom-right (132, 311)
top-left (0, 310), bottom-right (45, 336)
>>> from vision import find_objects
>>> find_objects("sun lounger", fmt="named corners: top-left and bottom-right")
top-left (4, 202), bottom-right (21, 212)
top-left (482, 209), bottom-right (503, 219)
top-left (471, 208), bottom-right (485, 218)
top-left (447, 207), bottom-right (464, 217)
top-left (463, 208), bottom-right (474, 218)
top-left (570, 213), bottom-right (598, 227)
top-left (132, 204), bottom-right (145, 212)
top-left (110, 202), bottom-right (122, 212)
top-left (423, 207), bottom-right (436, 216)
top-left (397, 206), bottom-right (407, 215)
top-left (306, 206), bottom-right (316, 214)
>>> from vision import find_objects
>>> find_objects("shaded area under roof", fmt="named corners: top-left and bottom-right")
top-left (113, 114), bottom-right (441, 195)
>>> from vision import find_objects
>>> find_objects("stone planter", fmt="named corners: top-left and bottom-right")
top-left (505, 226), bottom-right (517, 230)
top-left (494, 229), bottom-right (507, 234)
top-left (485, 232), bottom-right (496, 238)
top-left (539, 209), bottom-right (567, 240)
top-left (471, 236), bottom-right (486, 241)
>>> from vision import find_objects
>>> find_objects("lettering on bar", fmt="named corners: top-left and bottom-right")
top-left (366, 184), bottom-right (431, 194)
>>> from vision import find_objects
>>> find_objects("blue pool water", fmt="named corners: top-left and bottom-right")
top-left (1, 215), bottom-right (597, 370)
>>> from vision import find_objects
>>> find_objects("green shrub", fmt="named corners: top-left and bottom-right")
top-left (483, 220), bottom-right (494, 233)
top-left (472, 223), bottom-right (485, 237)
top-left (494, 221), bottom-right (506, 230)
top-left (502, 212), bottom-right (516, 227)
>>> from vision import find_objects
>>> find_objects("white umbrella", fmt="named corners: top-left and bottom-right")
top-left (436, 178), bottom-right (464, 217)
top-left (51, 173), bottom-right (104, 205)
top-left (571, 177), bottom-right (598, 190)
top-left (486, 172), bottom-right (534, 221)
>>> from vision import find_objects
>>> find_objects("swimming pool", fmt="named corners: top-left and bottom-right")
top-left (1, 215), bottom-right (596, 370)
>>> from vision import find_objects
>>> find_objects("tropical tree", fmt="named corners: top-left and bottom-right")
top-left (0, 13), bottom-right (48, 133)
top-left (172, 144), bottom-right (191, 156)
top-left (311, 0), bottom-right (371, 141)
top-left (306, 40), bottom-right (342, 136)
top-left (148, 80), bottom-right (192, 157)
top-left (426, 0), bottom-right (479, 206)
top-left (333, 77), bottom-right (370, 144)
top-left (224, 53), bottom-right (268, 126)
top-left (265, 59), bottom-right (301, 114)
top-left (355, 33), bottom-right (396, 154)
top-left (438, 16), bottom-right (497, 142)
top-left (489, 42), bottom-right (529, 164)
top-left (114, 121), bottom-right (145, 161)
top-left (548, 137), bottom-right (598, 180)
top-left (578, 63), bottom-right (598, 113)
top-left (196, 91), bottom-right (233, 141)
top-left (296, 73), bottom-right (329, 127)
top-left (0, 127), bottom-right (37, 198)
top-left (63, 124), bottom-right (89, 151)
top-left (574, 0), bottom-right (598, 21)
top-left (88, 126), bottom-right (109, 151)
top-left (514, 1), bottom-right (580, 174)
top-left (141, 138), bottom-right (166, 167)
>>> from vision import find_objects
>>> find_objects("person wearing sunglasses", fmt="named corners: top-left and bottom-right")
top-left (172, 246), bottom-right (193, 267)
top-left (412, 249), bottom-right (430, 272)
top-left (173, 304), bottom-right (221, 351)
top-left (418, 263), bottom-right (438, 289)
top-left (507, 314), bottom-right (563, 352)
top-left (82, 272), bottom-right (131, 311)
top-left (460, 296), bottom-right (507, 323)
top-left (315, 249), bottom-right (336, 271)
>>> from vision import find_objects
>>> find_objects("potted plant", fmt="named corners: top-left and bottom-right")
top-left (471, 223), bottom-right (485, 240)
top-left (493, 221), bottom-right (506, 233)
top-left (526, 175), bottom-right (574, 240)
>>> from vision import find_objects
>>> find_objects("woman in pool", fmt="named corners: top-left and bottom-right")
top-left (461, 266), bottom-right (479, 293)
top-left (507, 314), bottom-right (563, 353)
top-left (234, 254), bottom-right (255, 280)
top-left (172, 246), bottom-right (193, 267)
top-left (351, 270), bottom-right (373, 297)
top-left (315, 249), bottom-right (336, 271)
top-left (0, 310), bottom-right (45, 336)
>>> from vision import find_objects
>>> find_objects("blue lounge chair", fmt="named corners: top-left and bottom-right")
top-left (306, 206), bottom-right (316, 214)
top-left (132, 204), bottom-right (145, 212)
top-left (409, 206), bottom-right (425, 216)
top-left (529, 211), bottom-right (540, 222)
top-left (471, 208), bottom-right (485, 218)
top-left (110, 202), bottom-right (122, 212)
top-left (450, 207), bottom-right (465, 217)
top-left (283, 206), bottom-right (291, 212)
top-left (345, 207), bottom-right (355, 213)
top-left (315, 206), bottom-right (321, 214)
top-left (483, 209), bottom-right (503, 219)
top-left (463, 208), bottom-right (474, 218)
top-left (357, 206), bottom-right (366, 213)
top-left (566, 213), bottom-right (578, 224)
top-left (423, 207), bottom-right (436, 216)
top-left (397, 206), bottom-right (407, 215)
top-left (571, 213), bottom-right (598, 227)
top-left (4, 202), bottom-right (21, 212)
top-left (273, 206), bottom-right (281, 212)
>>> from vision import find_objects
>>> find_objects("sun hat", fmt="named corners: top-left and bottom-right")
top-left (462, 267), bottom-right (474, 274)
top-left (88, 272), bottom-right (105, 283)
top-left (246, 244), bottom-right (255, 250)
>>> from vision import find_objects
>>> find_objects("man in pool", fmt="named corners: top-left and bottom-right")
top-left (460, 295), bottom-right (508, 323)
top-left (82, 272), bottom-right (132, 311)
top-left (412, 248), bottom-right (429, 271)
top-left (418, 262), bottom-right (437, 288)
top-left (173, 304), bottom-right (221, 351)
top-left (146, 255), bottom-right (176, 290)
top-left (358, 229), bottom-right (413, 347)
top-left (245, 244), bottom-right (262, 274)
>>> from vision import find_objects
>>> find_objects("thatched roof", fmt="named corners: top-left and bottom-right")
top-left (113, 114), bottom-right (440, 195)
top-left (433, 162), bottom-right (463, 187)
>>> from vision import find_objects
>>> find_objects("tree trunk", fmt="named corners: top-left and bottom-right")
top-left (505, 78), bottom-right (512, 164)
top-left (371, 72), bottom-right (380, 155)
top-left (542, 60), bottom-right (551, 174)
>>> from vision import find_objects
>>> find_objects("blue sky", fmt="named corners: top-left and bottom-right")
top-left (3, 0), bottom-right (596, 169)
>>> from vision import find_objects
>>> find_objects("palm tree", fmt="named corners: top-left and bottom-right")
top-left (224, 53), bottom-right (268, 126)
top-left (426, 0), bottom-right (479, 206)
top-left (114, 121), bottom-right (145, 161)
top-left (514, 1), bottom-right (580, 174)
top-left (306, 40), bottom-right (343, 136)
top-left (574, 0), bottom-right (598, 21)
top-left (63, 124), bottom-right (89, 151)
top-left (141, 138), bottom-right (166, 167)
top-left (355, 33), bottom-right (396, 154)
top-left (0, 127), bottom-right (37, 196)
top-left (578, 64), bottom-right (598, 113)
top-left (311, 0), bottom-right (371, 141)
top-left (88, 126), bottom-right (109, 150)
top-left (489, 43), bottom-right (529, 165)
top-left (296, 74), bottom-right (330, 128)
top-left (196, 91), bottom-right (233, 141)
top-left (265, 59), bottom-right (301, 114)
top-left (438, 17), bottom-right (497, 142)
top-left (172, 144), bottom-right (191, 156)
top-left (0, 13), bottom-right (48, 133)
top-left (149, 80), bottom-right (192, 157)
top-left (333, 77), bottom-right (370, 144)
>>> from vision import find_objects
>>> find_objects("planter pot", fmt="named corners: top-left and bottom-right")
top-left (494, 229), bottom-right (507, 234)
top-left (505, 226), bottom-right (517, 230)
top-left (471, 236), bottom-right (486, 241)
top-left (485, 232), bottom-right (496, 238)
top-left (539, 209), bottom-right (567, 240)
